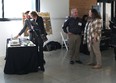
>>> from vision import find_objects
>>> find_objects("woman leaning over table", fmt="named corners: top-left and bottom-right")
top-left (15, 11), bottom-right (46, 71)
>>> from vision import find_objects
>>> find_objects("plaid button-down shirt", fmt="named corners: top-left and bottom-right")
top-left (83, 19), bottom-right (102, 49)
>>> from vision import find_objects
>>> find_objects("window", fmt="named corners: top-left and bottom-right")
top-left (0, 0), bottom-right (2, 18)
top-left (4, 0), bottom-right (35, 19)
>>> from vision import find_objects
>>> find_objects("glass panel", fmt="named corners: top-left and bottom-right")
top-left (0, 0), bottom-right (2, 18)
top-left (4, 0), bottom-right (35, 19)
top-left (106, 3), bottom-right (111, 29)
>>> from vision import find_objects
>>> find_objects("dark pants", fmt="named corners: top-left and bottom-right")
top-left (114, 47), bottom-right (116, 60)
top-left (30, 31), bottom-right (45, 69)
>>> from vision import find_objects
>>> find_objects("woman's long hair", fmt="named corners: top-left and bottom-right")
top-left (91, 9), bottom-right (101, 19)
top-left (30, 11), bottom-right (39, 18)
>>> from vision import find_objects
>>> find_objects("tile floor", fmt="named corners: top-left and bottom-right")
top-left (0, 48), bottom-right (116, 83)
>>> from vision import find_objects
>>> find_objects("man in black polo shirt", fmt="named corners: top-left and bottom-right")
top-left (62, 8), bottom-right (83, 64)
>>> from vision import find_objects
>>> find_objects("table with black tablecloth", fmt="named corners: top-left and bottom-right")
top-left (4, 39), bottom-right (39, 74)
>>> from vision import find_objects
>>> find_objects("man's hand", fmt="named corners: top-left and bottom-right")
top-left (27, 30), bottom-right (30, 35)
top-left (14, 35), bottom-right (19, 39)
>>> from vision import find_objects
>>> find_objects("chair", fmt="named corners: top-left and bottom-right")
top-left (60, 32), bottom-right (68, 51)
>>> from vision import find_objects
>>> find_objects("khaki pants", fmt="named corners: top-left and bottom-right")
top-left (68, 34), bottom-right (81, 61)
top-left (88, 41), bottom-right (102, 65)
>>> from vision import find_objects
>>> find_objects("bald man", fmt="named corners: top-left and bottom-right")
top-left (62, 8), bottom-right (84, 64)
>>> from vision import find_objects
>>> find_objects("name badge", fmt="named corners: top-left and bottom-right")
top-left (78, 22), bottom-right (82, 26)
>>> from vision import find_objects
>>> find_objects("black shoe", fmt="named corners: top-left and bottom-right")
top-left (33, 68), bottom-right (39, 72)
top-left (17, 71), bottom-right (29, 75)
top-left (75, 60), bottom-right (83, 64)
top-left (70, 61), bottom-right (74, 64)
top-left (43, 60), bottom-right (46, 65)
top-left (40, 66), bottom-right (45, 72)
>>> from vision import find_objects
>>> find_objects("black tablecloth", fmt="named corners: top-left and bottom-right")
top-left (4, 39), bottom-right (39, 74)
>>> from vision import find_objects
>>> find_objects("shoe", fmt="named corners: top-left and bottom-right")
top-left (70, 61), bottom-right (74, 64)
top-left (17, 70), bottom-right (29, 75)
top-left (43, 60), bottom-right (46, 65)
top-left (92, 65), bottom-right (102, 69)
top-left (40, 67), bottom-right (45, 71)
top-left (87, 63), bottom-right (96, 66)
top-left (40, 65), bottom-right (45, 71)
top-left (75, 60), bottom-right (83, 64)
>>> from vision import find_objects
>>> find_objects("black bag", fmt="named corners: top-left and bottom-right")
top-left (43, 41), bottom-right (61, 51)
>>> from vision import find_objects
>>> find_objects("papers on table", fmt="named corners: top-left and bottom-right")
top-left (8, 38), bottom-right (35, 47)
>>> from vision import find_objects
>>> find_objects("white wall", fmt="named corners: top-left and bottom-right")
top-left (40, 0), bottom-right (69, 43)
